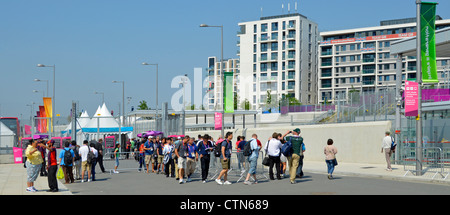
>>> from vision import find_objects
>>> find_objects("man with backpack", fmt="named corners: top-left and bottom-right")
top-left (58, 141), bottom-right (75, 184)
top-left (216, 132), bottom-right (233, 185)
top-left (243, 134), bottom-right (260, 185)
top-left (71, 141), bottom-right (81, 180)
top-left (282, 128), bottom-right (304, 184)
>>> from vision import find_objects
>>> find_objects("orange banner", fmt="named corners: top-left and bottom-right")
top-left (43, 97), bottom-right (52, 132)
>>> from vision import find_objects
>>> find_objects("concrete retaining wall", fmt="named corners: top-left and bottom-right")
top-left (186, 121), bottom-right (392, 165)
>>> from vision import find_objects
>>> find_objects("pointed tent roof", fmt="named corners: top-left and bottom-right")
top-left (64, 110), bottom-right (90, 131)
top-left (84, 103), bottom-right (121, 129)
top-left (0, 121), bottom-right (14, 136)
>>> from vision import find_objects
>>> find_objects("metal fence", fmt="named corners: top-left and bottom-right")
top-left (101, 150), bottom-right (270, 182)
top-left (401, 147), bottom-right (450, 180)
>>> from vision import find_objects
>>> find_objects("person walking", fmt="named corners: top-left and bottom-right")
top-left (186, 137), bottom-right (198, 182)
top-left (144, 137), bottom-right (154, 174)
top-left (96, 139), bottom-right (106, 173)
top-left (42, 139), bottom-right (58, 192)
top-left (25, 139), bottom-right (44, 192)
top-left (78, 140), bottom-right (91, 182)
top-left (175, 136), bottom-right (189, 184)
top-left (324, 139), bottom-right (338, 179)
top-left (138, 138), bottom-right (146, 172)
top-left (244, 134), bottom-right (260, 185)
top-left (198, 134), bottom-right (213, 183)
top-left (37, 139), bottom-right (47, 177)
top-left (90, 142), bottom-right (99, 180)
top-left (265, 133), bottom-right (282, 180)
top-left (71, 141), bottom-right (81, 180)
top-left (113, 143), bottom-right (120, 173)
top-left (216, 132), bottom-right (233, 185)
top-left (282, 128), bottom-right (304, 184)
top-left (59, 141), bottom-right (75, 184)
top-left (381, 131), bottom-right (393, 171)
top-left (163, 137), bottom-right (175, 178)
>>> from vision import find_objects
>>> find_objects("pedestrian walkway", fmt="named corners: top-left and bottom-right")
top-left (1, 161), bottom-right (448, 195)
top-left (0, 164), bottom-right (72, 195)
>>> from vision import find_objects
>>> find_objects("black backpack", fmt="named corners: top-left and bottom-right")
top-left (214, 141), bottom-right (223, 157)
top-left (73, 147), bottom-right (81, 161)
top-left (63, 149), bottom-right (73, 166)
top-left (87, 147), bottom-right (95, 164)
top-left (242, 141), bottom-right (252, 156)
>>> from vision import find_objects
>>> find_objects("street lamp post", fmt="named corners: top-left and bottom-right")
top-left (200, 23), bottom-right (224, 138)
top-left (37, 64), bottom-right (55, 137)
top-left (142, 62), bottom-right (159, 122)
top-left (94, 91), bottom-right (105, 104)
top-left (34, 79), bottom-right (49, 97)
top-left (112, 81), bottom-right (125, 125)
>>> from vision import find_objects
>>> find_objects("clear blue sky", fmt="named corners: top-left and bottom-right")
top-left (1, 0), bottom-right (449, 122)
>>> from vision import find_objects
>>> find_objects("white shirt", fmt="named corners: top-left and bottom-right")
top-left (265, 138), bottom-right (282, 157)
top-left (91, 147), bottom-right (98, 158)
top-left (382, 136), bottom-right (393, 149)
top-left (79, 145), bottom-right (89, 162)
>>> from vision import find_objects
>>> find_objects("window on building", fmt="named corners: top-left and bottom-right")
top-left (261, 23), bottom-right (268, 32)
top-left (272, 22), bottom-right (278, 31)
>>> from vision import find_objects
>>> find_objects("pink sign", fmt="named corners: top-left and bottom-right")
top-left (405, 81), bottom-right (419, 117)
top-left (214, 112), bottom-right (222, 130)
top-left (13, 147), bottom-right (23, 164)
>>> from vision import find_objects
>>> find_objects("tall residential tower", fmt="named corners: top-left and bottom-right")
top-left (237, 13), bottom-right (319, 110)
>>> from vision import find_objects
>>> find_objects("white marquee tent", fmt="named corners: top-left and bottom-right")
top-left (0, 121), bottom-right (15, 148)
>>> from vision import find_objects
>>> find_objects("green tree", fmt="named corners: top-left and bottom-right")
top-left (138, 100), bottom-right (150, 110)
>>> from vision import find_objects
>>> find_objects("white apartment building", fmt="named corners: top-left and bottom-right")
top-left (205, 56), bottom-right (240, 110)
top-left (318, 17), bottom-right (450, 104)
top-left (237, 13), bottom-right (319, 110)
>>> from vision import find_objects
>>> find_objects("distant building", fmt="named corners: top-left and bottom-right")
top-left (237, 13), bottom-right (319, 110)
top-left (318, 17), bottom-right (450, 104)
top-left (205, 56), bottom-right (240, 110)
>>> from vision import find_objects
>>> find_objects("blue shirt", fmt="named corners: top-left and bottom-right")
top-left (187, 144), bottom-right (198, 159)
top-left (197, 140), bottom-right (212, 156)
top-left (144, 141), bottom-right (154, 155)
top-left (248, 138), bottom-right (260, 159)
top-left (220, 139), bottom-right (232, 159)
top-left (59, 147), bottom-right (74, 166)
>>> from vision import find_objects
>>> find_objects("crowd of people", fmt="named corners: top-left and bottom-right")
top-left (23, 127), bottom-right (343, 192)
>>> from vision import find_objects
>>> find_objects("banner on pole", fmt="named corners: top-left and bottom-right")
top-left (223, 72), bottom-right (234, 113)
top-left (405, 81), bottom-right (419, 117)
top-left (420, 2), bottom-right (439, 83)
top-left (214, 112), bottom-right (222, 130)
top-left (43, 97), bottom-right (53, 132)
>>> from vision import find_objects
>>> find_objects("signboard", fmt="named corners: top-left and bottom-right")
top-left (51, 137), bottom-right (62, 149)
top-left (105, 136), bottom-right (115, 149)
top-left (405, 81), bottom-right (419, 117)
top-left (21, 137), bottom-right (32, 149)
top-left (13, 147), bottom-right (23, 164)
top-left (214, 112), bottom-right (222, 130)
top-left (420, 2), bottom-right (438, 83)
top-left (62, 137), bottom-right (71, 149)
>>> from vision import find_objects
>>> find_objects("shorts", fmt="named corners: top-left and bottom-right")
top-left (145, 155), bottom-right (152, 165)
top-left (157, 155), bottom-right (164, 164)
top-left (81, 161), bottom-right (91, 172)
top-left (26, 161), bottom-right (41, 182)
top-left (221, 158), bottom-right (230, 170)
top-left (178, 157), bottom-right (187, 169)
top-left (247, 156), bottom-right (258, 175)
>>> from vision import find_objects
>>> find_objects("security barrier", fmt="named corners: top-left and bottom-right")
top-left (401, 147), bottom-right (450, 180)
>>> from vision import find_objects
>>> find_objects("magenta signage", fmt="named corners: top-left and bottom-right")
top-left (405, 81), bottom-right (419, 117)
top-left (214, 112), bottom-right (222, 130)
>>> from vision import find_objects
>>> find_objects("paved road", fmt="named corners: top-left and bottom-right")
top-left (65, 168), bottom-right (450, 195)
